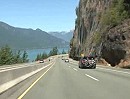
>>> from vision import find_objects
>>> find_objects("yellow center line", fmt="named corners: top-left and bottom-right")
top-left (17, 62), bottom-right (55, 99)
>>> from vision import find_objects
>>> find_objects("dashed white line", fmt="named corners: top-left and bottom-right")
top-left (73, 68), bottom-right (78, 71)
top-left (85, 74), bottom-right (99, 81)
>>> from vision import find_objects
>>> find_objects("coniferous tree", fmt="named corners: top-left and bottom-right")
top-left (42, 52), bottom-right (48, 59)
top-left (22, 51), bottom-right (29, 63)
top-left (49, 46), bottom-right (59, 56)
top-left (35, 53), bottom-right (42, 61)
top-left (13, 50), bottom-right (22, 63)
top-left (0, 45), bottom-right (14, 65)
top-left (62, 49), bottom-right (66, 54)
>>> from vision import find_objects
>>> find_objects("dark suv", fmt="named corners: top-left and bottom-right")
top-left (79, 56), bottom-right (96, 69)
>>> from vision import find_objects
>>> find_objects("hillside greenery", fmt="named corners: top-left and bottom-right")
top-left (101, 0), bottom-right (130, 27)
top-left (92, 0), bottom-right (130, 45)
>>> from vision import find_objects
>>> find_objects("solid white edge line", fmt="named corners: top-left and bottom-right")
top-left (0, 62), bottom-right (54, 94)
top-left (85, 74), bottom-right (99, 81)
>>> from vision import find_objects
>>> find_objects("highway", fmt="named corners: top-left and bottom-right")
top-left (15, 57), bottom-right (130, 99)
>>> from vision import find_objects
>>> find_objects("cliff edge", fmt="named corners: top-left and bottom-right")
top-left (70, 0), bottom-right (130, 68)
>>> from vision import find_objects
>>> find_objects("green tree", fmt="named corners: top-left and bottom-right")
top-left (42, 52), bottom-right (48, 59)
top-left (62, 49), bottom-right (66, 54)
top-left (13, 50), bottom-right (22, 63)
top-left (101, 0), bottom-right (129, 27)
top-left (22, 51), bottom-right (29, 63)
top-left (49, 46), bottom-right (59, 56)
top-left (0, 45), bottom-right (14, 65)
top-left (35, 53), bottom-right (42, 61)
top-left (53, 46), bottom-right (58, 55)
top-left (49, 50), bottom-right (53, 56)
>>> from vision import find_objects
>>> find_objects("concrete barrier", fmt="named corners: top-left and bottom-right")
top-left (0, 61), bottom-right (54, 94)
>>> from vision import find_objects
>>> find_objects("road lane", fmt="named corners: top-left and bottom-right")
top-left (20, 58), bottom-right (130, 99)
top-left (18, 64), bottom-right (54, 99)
top-left (67, 60), bottom-right (130, 99)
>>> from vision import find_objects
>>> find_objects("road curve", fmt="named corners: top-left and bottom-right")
top-left (18, 58), bottom-right (130, 99)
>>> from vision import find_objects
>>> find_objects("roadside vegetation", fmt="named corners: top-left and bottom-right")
top-left (101, 0), bottom-right (130, 27)
top-left (35, 46), bottom-right (67, 61)
top-left (93, 0), bottom-right (130, 44)
top-left (0, 45), bottom-right (29, 66)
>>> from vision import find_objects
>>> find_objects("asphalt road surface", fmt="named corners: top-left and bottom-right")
top-left (18, 58), bottom-right (130, 99)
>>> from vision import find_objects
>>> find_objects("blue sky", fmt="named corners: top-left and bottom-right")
top-left (0, 0), bottom-right (79, 32)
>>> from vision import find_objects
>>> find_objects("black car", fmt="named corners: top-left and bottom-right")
top-left (79, 56), bottom-right (96, 69)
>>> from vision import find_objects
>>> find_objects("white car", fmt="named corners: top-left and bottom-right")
top-left (65, 59), bottom-right (69, 62)
top-left (39, 60), bottom-right (44, 63)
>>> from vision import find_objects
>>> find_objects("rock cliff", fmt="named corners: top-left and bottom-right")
top-left (70, 0), bottom-right (130, 68)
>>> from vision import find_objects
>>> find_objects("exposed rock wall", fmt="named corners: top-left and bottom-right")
top-left (70, 0), bottom-right (112, 58)
top-left (101, 19), bottom-right (130, 67)
top-left (70, 0), bottom-right (130, 68)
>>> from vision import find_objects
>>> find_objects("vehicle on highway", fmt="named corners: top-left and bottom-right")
top-left (39, 60), bottom-right (44, 63)
top-left (62, 57), bottom-right (65, 60)
top-left (79, 56), bottom-right (96, 69)
top-left (65, 59), bottom-right (69, 62)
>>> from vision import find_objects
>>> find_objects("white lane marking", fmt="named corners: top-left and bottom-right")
top-left (0, 64), bottom-right (33, 70)
top-left (18, 62), bottom-right (55, 99)
top-left (0, 62), bottom-right (54, 94)
top-left (0, 62), bottom-right (51, 73)
top-left (97, 67), bottom-right (130, 75)
top-left (0, 64), bottom-right (37, 72)
top-left (85, 74), bottom-right (99, 81)
top-left (73, 68), bottom-right (78, 71)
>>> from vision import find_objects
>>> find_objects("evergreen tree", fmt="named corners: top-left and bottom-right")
top-left (22, 51), bottom-right (29, 63)
top-left (49, 46), bottom-right (59, 56)
top-left (35, 53), bottom-right (42, 61)
top-left (62, 49), bottom-right (66, 54)
top-left (13, 50), bottom-right (22, 63)
top-left (0, 45), bottom-right (14, 65)
top-left (42, 52), bottom-right (48, 59)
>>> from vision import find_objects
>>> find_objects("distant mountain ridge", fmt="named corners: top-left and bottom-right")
top-left (49, 31), bottom-right (73, 42)
top-left (0, 21), bottom-right (69, 49)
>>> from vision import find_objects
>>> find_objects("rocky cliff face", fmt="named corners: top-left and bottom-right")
top-left (101, 19), bottom-right (130, 67)
top-left (70, 0), bottom-right (130, 68)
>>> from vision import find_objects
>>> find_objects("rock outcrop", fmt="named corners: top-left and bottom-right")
top-left (101, 19), bottom-right (130, 67)
top-left (70, 0), bottom-right (130, 68)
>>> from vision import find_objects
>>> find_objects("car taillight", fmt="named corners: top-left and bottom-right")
top-left (82, 59), bottom-right (86, 64)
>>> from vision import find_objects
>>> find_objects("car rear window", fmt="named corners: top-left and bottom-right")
top-left (82, 56), bottom-right (94, 60)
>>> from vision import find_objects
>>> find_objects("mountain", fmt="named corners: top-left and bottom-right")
top-left (70, 0), bottom-right (130, 68)
top-left (0, 21), bottom-right (69, 49)
top-left (49, 31), bottom-right (73, 42)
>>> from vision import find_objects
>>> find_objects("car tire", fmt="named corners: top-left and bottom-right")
top-left (79, 65), bottom-right (82, 69)
top-left (79, 65), bottom-right (81, 68)
top-left (92, 65), bottom-right (96, 69)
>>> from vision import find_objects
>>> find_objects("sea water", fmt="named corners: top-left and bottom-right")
top-left (24, 48), bottom-right (69, 62)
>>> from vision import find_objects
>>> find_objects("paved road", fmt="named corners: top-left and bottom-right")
top-left (19, 58), bottom-right (130, 99)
